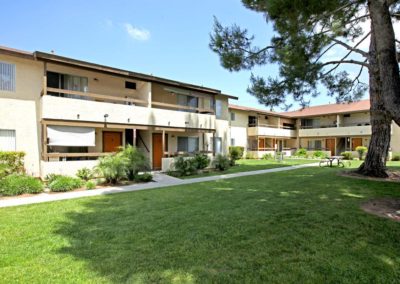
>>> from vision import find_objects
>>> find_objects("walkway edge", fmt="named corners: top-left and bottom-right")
top-left (0, 163), bottom-right (318, 208)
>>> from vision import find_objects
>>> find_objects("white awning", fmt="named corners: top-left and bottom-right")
top-left (47, 126), bottom-right (95, 147)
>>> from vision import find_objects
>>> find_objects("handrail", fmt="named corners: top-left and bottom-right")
top-left (151, 101), bottom-right (214, 114)
top-left (44, 152), bottom-right (110, 160)
top-left (248, 123), bottom-right (296, 130)
top-left (45, 87), bottom-right (148, 105)
top-left (137, 133), bottom-right (150, 153)
top-left (300, 123), bottom-right (370, 129)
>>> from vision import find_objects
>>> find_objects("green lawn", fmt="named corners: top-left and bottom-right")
top-left (178, 158), bottom-right (317, 179)
top-left (1, 163), bottom-right (400, 283)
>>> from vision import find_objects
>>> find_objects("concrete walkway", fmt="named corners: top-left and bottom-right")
top-left (0, 163), bottom-right (317, 208)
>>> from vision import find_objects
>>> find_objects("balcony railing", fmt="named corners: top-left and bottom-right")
top-left (300, 122), bottom-right (370, 129)
top-left (248, 123), bottom-right (296, 130)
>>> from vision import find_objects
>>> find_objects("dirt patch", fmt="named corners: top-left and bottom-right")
top-left (339, 170), bottom-right (400, 183)
top-left (361, 198), bottom-right (400, 222)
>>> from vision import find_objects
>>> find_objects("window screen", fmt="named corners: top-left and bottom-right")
top-left (0, 62), bottom-right (16, 92)
top-left (0, 129), bottom-right (16, 151)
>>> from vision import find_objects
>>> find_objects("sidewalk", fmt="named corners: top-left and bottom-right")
top-left (0, 163), bottom-right (317, 208)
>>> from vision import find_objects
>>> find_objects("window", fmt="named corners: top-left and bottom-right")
top-left (307, 140), bottom-right (322, 150)
top-left (248, 116), bottom-right (257, 127)
top-left (0, 129), bottom-right (16, 151)
top-left (177, 94), bottom-right (199, 112)
top-left (344, 114), bottom-right (351, 118)
top-left (125, 81), bottom-right (136, 90)
top-left (213, 137), bottom-right (222, 154)
top-left (0, 62), bottom-right (16, 92)
top-left (283, 123), bottom-right (295, 129)
top-left (215, 99), bottom-right (223, 119)
top-left (231, 138), bottom-right (235, 146)
top-left (47, 72), bottom-right (88, 99)
top-left (177, 137), bottom-right (199, 152)
top-left (230, 112), bottom-right (235, 121)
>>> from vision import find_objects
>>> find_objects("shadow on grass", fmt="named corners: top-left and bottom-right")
top-left (55, 168), bottom-right (400, 282)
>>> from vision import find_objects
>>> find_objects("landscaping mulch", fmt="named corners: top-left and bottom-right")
top-left (361, 198), bottom-right (400, 222)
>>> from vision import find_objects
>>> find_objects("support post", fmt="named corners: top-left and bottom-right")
top-left (162, 130), bottom-right (165, 157)
top-left (212, 132), bottom-right (216, 157)
top-left (42, 123), bottom-right (48, 161)
top-left (133, 129), bottom-right (137, 146)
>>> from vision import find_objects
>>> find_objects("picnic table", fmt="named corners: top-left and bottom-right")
top-left (319, 156), bottom-right (346, 168)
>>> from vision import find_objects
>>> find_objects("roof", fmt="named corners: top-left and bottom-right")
top-left (282, 99), bottom-right (370, 117)
top-left (0, 46), bottom-right (237, 99)
top-left (229, 104), bottom-right (291, 118)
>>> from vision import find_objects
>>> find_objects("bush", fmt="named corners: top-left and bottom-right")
top-left (245, 152), bottom-right (256, 159)
top-left (312, 150), bottom-right (328, 159)
top-left (120, 145), bottom-right (150, 181)
top-left (76, 167), bottom-right (93, 181)
top-left (392, 155), bottom-right (400, 161)
top-left (0, 174), bottom-right (43, 196)
top-left (95, 153), bottom-right (129, 184)
top-left (214, 154), bottom-right (231, 171)
top-left (134, 173), bottom-right (153, 182)
top-left (341, 152), bottom-right (353, 160)
top-left (0, 151), bottom-right (25, 178)
top-left (229, 146), bottom-right (244, 165)
top-left (262, 153), bottom-right (274, 160)
top-left (85, 180), bottom-right (96, 190)
top-left (48, 176), bottom-right (83, 192)
top-left (173, 156), bottom-right (198, 176)
top-left (45, 173), bottom-right (63, 184)
top-left (355, 146), bottom-right (368, 160)
top-left (193, 153), bottom-right (210, 170)
top-left (294, 148), bottom-right (307, 157)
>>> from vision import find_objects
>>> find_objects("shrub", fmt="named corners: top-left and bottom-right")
top-left (76, 167), bottom-right (93, 181)
top-left (341, 152), bottom-right (353, 160)
top-left (355, 146), bottom-right (368, 160)
top-left (262, 153), bottom-right (274, 160)
top-left (0, 174), bottom-right (43, 196)
top-left (85, 180), bottom-right (96, 190)
top-left (392, 155), bottom-right (400, 161)
top-left (48, 176), bottom-right (83, 192)
top-left (95, 153), bottom-right (129, 184)
top-left (214, 154), bottom-right (231, 171)
top-left (294, 148), bottom-right (307, 157)
top-left (229, 146), bottom-right (244, 165)
top-left (45, 173), bottom-right (63, 184)
top-left (0, 151), bottom-right (25, 178)
top-left (173, 156), bottom-right (198, 176)
top-left (193, 153), bottom-right (210, 170)
top-left (134, 173), bottom-right (153, 182)
top-left (245, 152), bottom-right (256, 159)
top-left (312, 150), bottom-right (328, 159)
top-left (120, 145), bottom-right (150, 181)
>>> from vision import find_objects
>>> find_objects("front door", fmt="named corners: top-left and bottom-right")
top-left (152, 133), bottom-right (163, 170)
top-left (326, 138), bottom-right (335, 156)
top-left (352, 138), bottom-right (362, 151)
top-left (103, 131), bottom-right (122, 152)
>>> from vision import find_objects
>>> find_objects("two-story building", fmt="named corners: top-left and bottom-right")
top-left (229, 101), bottom-right (400, 158)
top-left (0, 46), bottom-right (236, 177)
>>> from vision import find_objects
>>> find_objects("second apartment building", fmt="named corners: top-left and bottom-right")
top-left (229, 100), bottom-right (400, 158)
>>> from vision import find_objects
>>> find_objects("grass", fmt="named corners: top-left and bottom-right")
top-left (178, 158), bottom-right (317, 179)
top-left (1, 162), bottom-right (400, 283)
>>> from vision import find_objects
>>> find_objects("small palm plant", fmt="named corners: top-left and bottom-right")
top-left (95, 152), bottom-right (129, 184)
top-left (120, 145), bottom-right (150, 180)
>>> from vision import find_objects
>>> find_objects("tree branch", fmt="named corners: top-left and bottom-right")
top-left (328, 33), bottom-right (370, 58)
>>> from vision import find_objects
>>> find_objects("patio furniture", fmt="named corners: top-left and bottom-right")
top-left (319, 156), bottom-right (346, 168)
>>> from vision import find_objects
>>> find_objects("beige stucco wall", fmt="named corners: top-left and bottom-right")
top-left (391, 122), bottom-right (400, 153)
top-left (0, 54), bottom-right (43, 176)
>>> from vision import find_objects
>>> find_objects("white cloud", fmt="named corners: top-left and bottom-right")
top-left (124, 23), bottom-right (150, 41)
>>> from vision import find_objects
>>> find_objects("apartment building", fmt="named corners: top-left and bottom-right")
top-left (0, 46), bottom-right (236, 177)
top-left (229, 101), bottom-right (400, 158)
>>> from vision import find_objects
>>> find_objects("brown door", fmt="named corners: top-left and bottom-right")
top-left (258, 137), bottom-right (265, 150)
top-left (103, 131), bottom-right (122, 152)
top-left (326, 138), bottom-right (335, 156)
top-left (352, 138), bottom-right (362, 151)
top-left (152, 133), bottom-right (163, 170)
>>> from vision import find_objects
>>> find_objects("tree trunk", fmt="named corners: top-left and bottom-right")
top-left (368, 0), bottom-right (400, 126)
top-left (357, 22), bottom-right (392, 178)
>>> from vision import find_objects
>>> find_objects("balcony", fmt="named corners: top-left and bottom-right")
top-left (299, 124), bottom-right (372, 137)
top-left (41, 89), bottom-right (215, 130)
top-left (248, 124), bottom-right (297, 138)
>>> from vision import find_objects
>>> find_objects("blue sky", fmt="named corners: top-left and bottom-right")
top-left (1, 0), bottom-right (368, 110)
